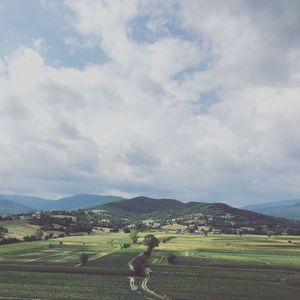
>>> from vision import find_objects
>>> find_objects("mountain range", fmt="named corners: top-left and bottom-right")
top-left (244, 199), bottom-right (300, 220)
top-left (0, 199), bottom-right (34, 216)
top-left (0, 194), bottom-right (121, 215)
top-left (1, 192), bottom-right (300, 226)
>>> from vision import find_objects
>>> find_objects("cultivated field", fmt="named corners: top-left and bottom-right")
top-left (1, 231), bottom-right (300, 299)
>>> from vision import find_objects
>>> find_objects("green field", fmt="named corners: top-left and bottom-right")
top-left (1, 232), bottom-right (300, 299)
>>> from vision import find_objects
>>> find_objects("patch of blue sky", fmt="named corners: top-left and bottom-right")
top-left (127, 10), bottom-right (199, 45)
top-left (171, 60), bottom-right (211, 82)
top-left (198, 88), bottom-right (221, 113)
top-left (0, 1), bottom-right (106, 69)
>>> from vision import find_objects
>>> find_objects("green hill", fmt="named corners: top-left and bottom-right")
top-left (0, 199), bottom-right (34, 216)
top-left (99, 196), bottom-right (300, 234)
top-left (102, 196), bottom-right (183, 214)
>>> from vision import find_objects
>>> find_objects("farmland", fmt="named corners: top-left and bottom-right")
top-left (1, 231), bottom-right (300, 299)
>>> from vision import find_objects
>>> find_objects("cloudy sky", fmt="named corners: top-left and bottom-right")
top-left (0, 0), bottom-right (300, 206)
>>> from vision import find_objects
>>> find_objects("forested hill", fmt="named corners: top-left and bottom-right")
top-left (99, 196), bottom-right (300, 233)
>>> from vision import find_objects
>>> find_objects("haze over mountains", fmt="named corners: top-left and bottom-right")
top-left (1, 193), bottom-right (300, 223)
top-left (0, 194), bottom-right (121, 215)
top-left (0, 199), bottom-right (34, 216)
top-left (244, 199), bottom-right (300, 221)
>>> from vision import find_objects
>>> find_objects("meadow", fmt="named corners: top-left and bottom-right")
top-left (1, 230), bottom-right (300, 299)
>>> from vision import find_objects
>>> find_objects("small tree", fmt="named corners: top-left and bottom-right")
top-left (123, 227), bottom-right (130, 233)
top-left (167, 254), bottom-right (176, 264)
top-left (143, 234), bottom-right (160, 249)
top-left (121, 243), bottom-right (130, 249)
top-left (129, 230), bottom-right (139, 244)
top-left (80, 253), bottom-right (89, 265)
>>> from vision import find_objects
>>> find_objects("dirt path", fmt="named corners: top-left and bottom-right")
top-left (141, 267), bottom-right (165, 300)
top-left (128, 253), bottom-right (166, 299)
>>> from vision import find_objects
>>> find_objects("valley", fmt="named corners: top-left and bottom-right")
top-left (1, 232), bottom-right (300, 299)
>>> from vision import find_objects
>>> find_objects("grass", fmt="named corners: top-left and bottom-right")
top-left (1, 232), bottom-right (300, 299)
top-left (0, 219), bottom-right (40, 238)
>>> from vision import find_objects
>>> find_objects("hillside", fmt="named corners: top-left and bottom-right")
top-left (45, 194), bottom-right (123, 210)
top-left (0, 199), bottom-right (34, 216)
top-left (101, 196), bottom-right (183, 214)
top-left (244, 199), bottom-right (300, 220)
top-left (100, 196), bottom-right (300, 234)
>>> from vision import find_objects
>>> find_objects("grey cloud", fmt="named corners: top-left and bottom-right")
top-left (1, 1), bottom-right (300, 206)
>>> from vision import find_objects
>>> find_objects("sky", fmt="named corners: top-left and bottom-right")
top-left (0, 0), bottom-right (300, 206)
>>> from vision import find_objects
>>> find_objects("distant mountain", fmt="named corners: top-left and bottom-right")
top-left (0, 199), bottom-right (34, 216)
top-left (244, 199), bottom-right (300, 220)
top-left (0, 193), bottom-right (123, 211)
top-left (0, 194), bottom-right (52, 210)
top-left (45, 194), bottom-right (123, 210)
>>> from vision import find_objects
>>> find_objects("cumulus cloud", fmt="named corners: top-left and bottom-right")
top-left (0, 0), bottom-right (300, 205)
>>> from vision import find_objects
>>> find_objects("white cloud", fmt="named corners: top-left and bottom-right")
top-left (0, 0), bottom-right (300, 205)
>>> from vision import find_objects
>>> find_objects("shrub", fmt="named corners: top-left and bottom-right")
top-left (167, 254), bottom-right (176, 264)
top-left (23, 235), bottom-right (38, 242)
top-left (123, 227), bottom-right (130, 233)
top-left (80, 253), bottom-right (89, 265)
top-left (122, 243), bottom-right (130, 249)
top-left (0, 237), bottom-right (21, 245)
top-left (143, 234), bottom-right (159, 248)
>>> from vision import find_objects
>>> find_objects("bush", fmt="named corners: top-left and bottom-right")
top-left (0, 237), bottom-right (21, 245)
top-left (80, 253), bottom-right (89, 265)
top-left (143, 234), bottom-right (159, 248)
top-left (123, 227), bottom-right (130, 233)
top-left (121, 243), bottom-right (130, 249)
top-left (167, 254), bottom-right (176, 264)
top-left (23, 235), bottom-right (38, 242)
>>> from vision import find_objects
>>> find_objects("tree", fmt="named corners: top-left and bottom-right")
top-left (167, 254), bottom-right (176, 264)
top-left (143, 234), bottom-right (159, 249)
top-left (143, 234), bottom-right (159, 257)
top-left (123, 227), bottom-right (130, 233)
top-left (129, 230), bottom-right (139, 244)
top-left (80, 253), bottom-right (89, 265)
